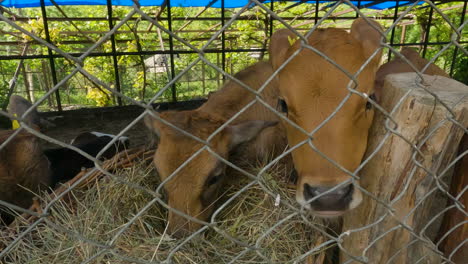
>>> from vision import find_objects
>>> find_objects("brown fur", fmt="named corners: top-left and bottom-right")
top-left (8, 95), bottom-right (55, 130)
top-left (8, 95), bottom-right (42, 129)
top-left (375, 47), bottom-right (450, 100)
top-left (269, 18), bottom-right (384, 213)
top-left (0, 130), bottom-right (51, 224)
top-left (145, 61), bottom-right (286, 236)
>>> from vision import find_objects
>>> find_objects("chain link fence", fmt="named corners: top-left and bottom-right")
top-left (1, 0), bottom-right (467, 263)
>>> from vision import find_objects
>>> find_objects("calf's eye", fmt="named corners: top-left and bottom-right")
top-left (206, 174), bottom-right (221, 186)
top-left (366, 93), bottom-right (377, 110)
top-left (205, 168), bottom-right (224, 187)
top-left (277, 98), bottom-right (288, 114)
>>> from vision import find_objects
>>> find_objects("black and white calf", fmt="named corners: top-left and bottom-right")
top-left (45, 132), bottom-right (130, 186)
top-left (1, 95), bottom-right (131, 225)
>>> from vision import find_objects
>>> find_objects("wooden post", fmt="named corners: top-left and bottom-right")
top-left (436, 134), bottom-right (467, 264)
top-left (400, 24), bottom-right (406, 44)
top-left (23, 64), bottom-right (34, 103)
top-left (41, 60), bottom-right (54, 108)
top-left (202, 62), bottom-right (206, 95)
top-left (216, 53), bottom-right (221, 87)
top-left (340, 73), bottom-right (468, 263)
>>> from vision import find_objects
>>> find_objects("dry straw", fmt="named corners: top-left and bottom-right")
top-left (1, 148), bottom-right (329, 263)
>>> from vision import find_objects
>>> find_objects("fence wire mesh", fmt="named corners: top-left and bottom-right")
top-left (0, 0), bottom-right (467, 263)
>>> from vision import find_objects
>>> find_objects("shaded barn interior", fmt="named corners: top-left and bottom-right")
top-left (36, 100), bottom-right (204, 148)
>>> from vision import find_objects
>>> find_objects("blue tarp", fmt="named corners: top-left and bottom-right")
top-left (0, 0), bottom-right (422, 10)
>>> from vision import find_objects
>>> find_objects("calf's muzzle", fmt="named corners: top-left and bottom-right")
top-left (303, 183), bottom-right (354, 216)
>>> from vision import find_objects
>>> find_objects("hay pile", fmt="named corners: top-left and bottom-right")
top-left (1, 150), bottom-right (330, 263)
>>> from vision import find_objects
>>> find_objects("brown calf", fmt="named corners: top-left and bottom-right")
top-left (374, 47), bottom-right (450, 100)
top-left (0, 130), bottom-right (51, 225)
top-left (145, 61), bottom-right (285, 236)
top-left (269, 18), bottom-right (383, 216)
top-left (1, 96), bottom-right (51, 224)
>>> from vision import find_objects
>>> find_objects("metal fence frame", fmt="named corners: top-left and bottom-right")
top-left (0, 0), bottom-right (467, 263)
top-left (0, 0), bottom-right (466, 110)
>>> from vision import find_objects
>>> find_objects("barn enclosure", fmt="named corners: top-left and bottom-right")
top-left (0, 0), bottom-right (467, 263)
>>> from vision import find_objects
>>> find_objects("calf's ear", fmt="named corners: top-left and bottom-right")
top-left (144, 111), bottom-right (161, 139)
top-left (350, 18), bottom-right (384, 60)
top-left (227, 120), bottom-right (278, 149)
top-left (8, 95), bottom-right (43, 130)
top-left (144, 110), bottom-right (191, 142)
top-left (269, 28), bottom-right (297, 70)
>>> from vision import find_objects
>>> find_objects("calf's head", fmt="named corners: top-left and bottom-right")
top-left (145, 110), bottom-right (275, 236)
top-left (269, 18), bottom-right (383, 216)
top-left (8, 95), bottom-right (54, 131)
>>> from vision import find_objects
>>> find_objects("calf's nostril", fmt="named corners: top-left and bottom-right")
top-left (303, 183), bottom-right (321, 202)
top-left (303, 183), bottom-right (354, 205)
top-left (337, 184), bottom-right (353, 199)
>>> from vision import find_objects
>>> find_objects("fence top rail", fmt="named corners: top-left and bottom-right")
top-left (1, 0), bottom-right (421, 10)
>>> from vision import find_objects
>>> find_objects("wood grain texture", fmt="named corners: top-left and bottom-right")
top-left (340, 73), bottom-right (468, 263)
top-left (436, 133), bottom-right (467, 264)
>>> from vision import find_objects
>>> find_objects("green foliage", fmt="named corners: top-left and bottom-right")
top-left (452, 47), bottom-right (468, 85)
top-left (0, 3), bottom-right (466, 110)
top-left (396, 2), bottom-right (467, 84)
top-left (0, 82), bottom-right (7, 109)
top-left (86, 87), bottom-right (112, 106)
